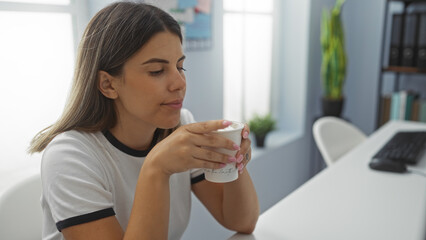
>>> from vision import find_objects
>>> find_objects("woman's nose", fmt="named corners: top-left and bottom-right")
top-left (169, 69), bottom-right (186, 91)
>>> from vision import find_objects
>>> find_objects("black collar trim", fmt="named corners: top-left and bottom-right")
top-left (102, 129), bottom-right (160, 157)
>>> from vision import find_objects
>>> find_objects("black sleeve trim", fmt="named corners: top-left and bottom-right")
top-left (191, 173), bottom-right (205, 184)
top-left (56, 208), bottom-right (115, 232)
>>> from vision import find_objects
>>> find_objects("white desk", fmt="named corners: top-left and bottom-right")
top-left (229, 121), bottom-right (426, 240)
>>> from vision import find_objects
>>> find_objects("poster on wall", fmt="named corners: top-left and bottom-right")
top-left (145, 0), bottom-right (212, 51)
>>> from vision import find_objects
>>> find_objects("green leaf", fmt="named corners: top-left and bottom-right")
top-left (248, 113), bottom-right (276, 137)
top-left (320, 0), bottom-right (347, 100)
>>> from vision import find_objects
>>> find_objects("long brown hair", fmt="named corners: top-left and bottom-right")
top-left (29, 2), bottom-right (183, 153)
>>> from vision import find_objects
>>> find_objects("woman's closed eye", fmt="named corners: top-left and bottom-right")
top-left (149, 69), bottom-right (164, 76)
top-left (148, 66), bottom-right (185, 76)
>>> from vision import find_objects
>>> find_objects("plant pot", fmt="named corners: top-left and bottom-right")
top-left (255, 134), bottom-right (266, 148)
top-left (322, 97), bottom-right (344, 117)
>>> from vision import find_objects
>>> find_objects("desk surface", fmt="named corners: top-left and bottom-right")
top-left (230, 120), bottom-right (426, 240)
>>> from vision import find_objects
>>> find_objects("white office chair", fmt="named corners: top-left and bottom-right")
top-left (0, 171), bottom-right (42, 239)
top-left (313, 116), bottom-right (367, 166)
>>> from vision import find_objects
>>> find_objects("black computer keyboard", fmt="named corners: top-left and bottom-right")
top-left (372, 131), bottom-right (426, 165)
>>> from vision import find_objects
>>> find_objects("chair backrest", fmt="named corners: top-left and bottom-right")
top-left (0, 171), bottom-right (42, 239)
top-left (313, 116), bottom-right (367, 166)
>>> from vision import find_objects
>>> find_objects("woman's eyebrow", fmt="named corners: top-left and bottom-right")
top-left (142, 55), bottom-right (186, 65)
top-left (178, 55), bottom-right (186, 62)
top-left (142, 58), bottom-right (169, 65)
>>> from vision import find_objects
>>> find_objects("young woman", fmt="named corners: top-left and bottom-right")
top-left (29, 2), bottom-right (259, 239)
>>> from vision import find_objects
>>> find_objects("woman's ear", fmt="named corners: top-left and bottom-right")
top-left (98, 70), bottom-right (118, 99)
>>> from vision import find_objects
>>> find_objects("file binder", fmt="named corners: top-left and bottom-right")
top-left (389, 14), bottom-right (403, 66)
top-left (401, 13), bottom-right (419, 67)
top-left (417, 13), bottom-right (426, 69)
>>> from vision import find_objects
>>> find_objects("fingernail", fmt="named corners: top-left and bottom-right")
top-left (220, 163), bottom-right (227, 168)
top-left (243, 131), bottom-right (249, 139)
top-left (233, 143), bottom-right (240, 150)
top-left (238, 163), bottom-right (244, 170)
top-left (223, 120), bottom-right (232, 126)
top-left (237, 155), bottom-right (243, 163)
top-left (228, 156), bottom-right (237, 163)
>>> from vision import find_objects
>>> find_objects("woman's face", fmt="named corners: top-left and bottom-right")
top-left (113, 31), bottom-right (186, 131)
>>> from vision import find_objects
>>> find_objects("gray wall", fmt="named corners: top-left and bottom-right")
top-left (342, 0), bottom-right (385, 134)
top-left (307, 0), bottom-right (387, 136)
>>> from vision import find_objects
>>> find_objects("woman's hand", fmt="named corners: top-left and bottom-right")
top-left (190, 123), bottom-right (258, 234)
top-left (235, 124), bottom-right (252, 174)
top-left (146, 120), bottom-right (241, 176)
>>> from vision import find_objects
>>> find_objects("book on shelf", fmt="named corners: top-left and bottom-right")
top-left (404, 92), bottom-right (415, 120)
top-left (412, 99), bottom-right (420, 121)
top-left (390, 92), bottom-right (400, 120)
top-left (419, 99), bottom-right (426, 123)
top-left (389, 14), bottom-right (403, 66)
top-left (399, 91), bottom-right (407, 120)
top-left (401, 13), bottom-right (419, 67)
top-left (417, 13), bottom-right (426, 69)
top-left (379, 94), bottom-right (392, 126)
top-left (385, 91), bottom-right (420, 123)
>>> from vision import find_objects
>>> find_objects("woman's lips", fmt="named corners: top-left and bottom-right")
top-left (162, 99), bottom-right (183, 109)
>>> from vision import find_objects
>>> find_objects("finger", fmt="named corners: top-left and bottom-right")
top-left (191, 157), bottom-right (230, 170)
top-left (237, 147), bottom-right (251, 174)
top-left (185, 120), bottom-right (232, 135)
top-left (244, 150), bottom-right (251, 164)
top-left (191, 147), bottom-right (237, 164)
top-left (235, 137), bottom-right (251, 158)
top-left (242, 123), bottom-right (250, 139)
top-left (191, 132), bottom-right (240, 152)
top-left (237, 162), bottom-right (245, 174)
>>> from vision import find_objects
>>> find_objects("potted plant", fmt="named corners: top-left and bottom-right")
top-left (320, 0), bottom-right (347, 117)
top-left (248, 113), bottom-right (276, 148)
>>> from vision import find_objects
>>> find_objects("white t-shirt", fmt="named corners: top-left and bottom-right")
top-left (40, 109), bottom-right (204, 240)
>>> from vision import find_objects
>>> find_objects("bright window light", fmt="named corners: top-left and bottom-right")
top-left (245, 0), bottom-right (273, 13)
top-left (0, 0), bottom-right (70, 4)
top-left (0, 11), bottom-right (74, 169)
top-left (223, 0), bottom-right (243, 11)
top-left (223, 0), bottom-right (274, 122)
top-left (243, 14), bottom-right (272, 120)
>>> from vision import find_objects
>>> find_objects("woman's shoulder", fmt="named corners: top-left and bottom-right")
top-left (42, 130), bottom-right (104, 169)
top-left (46, 130), bottom-right (100, 151)
top-left (180, 108), bottom-right (196, 125)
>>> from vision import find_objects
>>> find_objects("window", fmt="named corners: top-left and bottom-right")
top-left (223, 0), bottom-right (274, 122)
top-left (4, 0), bottom-right (69, 4)
top-left (0, 1), bottom-right (87, 171)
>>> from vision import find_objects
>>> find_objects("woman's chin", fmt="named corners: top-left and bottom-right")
top-left (158, 115), bottom-right (181, 129)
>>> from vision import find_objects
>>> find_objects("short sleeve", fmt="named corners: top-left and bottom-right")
top-left (190, 168), bottom-right (205, 184)
top-left (41, 133), bottom-right (115, 231)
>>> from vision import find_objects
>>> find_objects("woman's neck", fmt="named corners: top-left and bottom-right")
top-left (109, 122), bottom-right (156, 151)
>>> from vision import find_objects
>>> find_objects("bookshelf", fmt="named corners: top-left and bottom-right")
top-left (383, 66), bottom-right (426, 73)
top-left (376, 0), bottom-right (426, 128)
